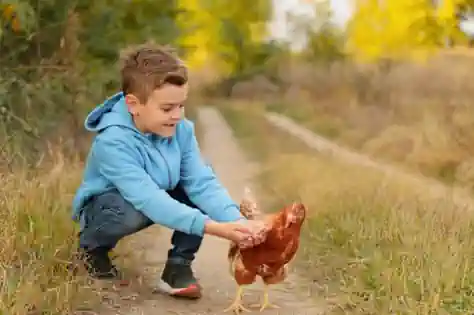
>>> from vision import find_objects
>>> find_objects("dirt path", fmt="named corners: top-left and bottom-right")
top-left (97, 107), bottom-right (326, 315)
top-left (265, 112), bottom-right (474, 212)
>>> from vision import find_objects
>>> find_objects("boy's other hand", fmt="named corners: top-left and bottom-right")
top-left (236, 219), bottom-right (269, 248)
top-left (203, 219), bottom-right (269, 249)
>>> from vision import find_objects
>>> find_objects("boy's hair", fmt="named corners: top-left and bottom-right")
top-left (120, 42), bottom-right (188, 103)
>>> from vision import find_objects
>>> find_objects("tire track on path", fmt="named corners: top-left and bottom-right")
top-left (265, 112), bottom-right (474, 212)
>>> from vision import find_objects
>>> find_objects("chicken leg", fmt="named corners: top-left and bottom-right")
top-left (223, 286), bottom-right (251, 313)
top-left (251, 284), bottom-right (280, 312)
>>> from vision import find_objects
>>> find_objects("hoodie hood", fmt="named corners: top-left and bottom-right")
top-left (85, 92), bottom-right (138, 133)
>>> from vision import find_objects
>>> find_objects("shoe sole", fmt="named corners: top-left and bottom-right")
top-left (155, 280), bottom-right (202, 299)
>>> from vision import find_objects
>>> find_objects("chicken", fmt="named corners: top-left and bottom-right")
top-left (223, 188), bottom-right (307, 313)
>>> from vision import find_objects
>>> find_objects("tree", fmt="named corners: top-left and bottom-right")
top-left (345, 0), bottom-right (474, 63)
top-left (177, 0), bottom-right (273, 76)
top-left (287, 0), bottom-right (345, 63)
top-left (0, 0), bottom-right (185, 149)
top-left (436, 0), bottom-right (474, 46)
top-left (345, 0), bottom-right (443, 63)
top-left (77, 0), bottom-right (182, 61)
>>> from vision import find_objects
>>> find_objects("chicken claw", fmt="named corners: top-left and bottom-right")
top-left (259, 291), bottom-right (280, 312)
top-left (249, 285), bottom-right (280, 312)
top-left (224, 286), bottom-right (251, 314)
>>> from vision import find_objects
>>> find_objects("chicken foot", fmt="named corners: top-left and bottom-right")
top-left (249, 285), bottom-right (280, 312)
top-left (223, 286), bottom-right (251, 314)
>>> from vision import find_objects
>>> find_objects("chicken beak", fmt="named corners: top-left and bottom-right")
top-left (285, 213), bottom-right (296, 228)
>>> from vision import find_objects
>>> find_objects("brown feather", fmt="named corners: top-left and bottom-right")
top-left (228, 190), bottom-right (307, 287)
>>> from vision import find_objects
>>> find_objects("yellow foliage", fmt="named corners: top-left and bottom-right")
top-left (2, 4), bottom-right (14, 20)
top-left (176, 0), bottom-right (271, 74)
top-left (176, 0), bottom-right (219, 69)
top-left (11, 16), bottom-right (20, 32)
top-left (1, 3), bottom-right (22, 33)
top-left (345, 0), bottom-right (469, 63)
top-left (436, 0), bottom-right (468, 42)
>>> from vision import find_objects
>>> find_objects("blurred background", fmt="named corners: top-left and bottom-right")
top-left (4, 1), bottom-right (474, 314)
top-left (2, 0), bottom-right (474, 179)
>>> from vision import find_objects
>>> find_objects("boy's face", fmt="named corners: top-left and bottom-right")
top-left (126, 83), bottom-right (188, 137)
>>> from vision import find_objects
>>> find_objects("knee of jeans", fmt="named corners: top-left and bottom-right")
top-left (93, 190), bottom-right (149, 236)
top-left (93, 207), bottom-right (148, 239)
top-left (120, 208), bottom-right (149, 233)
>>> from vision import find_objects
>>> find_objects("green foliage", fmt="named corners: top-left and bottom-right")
top-left (1, 0), bottom-right (183, 66)
top-left (303, 27), bottom-right (346, 63)
top-left (0, 0), bottom-right (282, 160)
top-left (210, 0), bottom-right (273, 75)
top-left (286, 0), bottom-right (345, 64)
top-left (0, 0), bottom-right (187, 166)
top-left (177, 0), bottom-right (275, 90)
top-left (76, 0), bottom-right (183, 61)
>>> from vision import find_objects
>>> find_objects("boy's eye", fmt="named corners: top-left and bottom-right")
top-left (162, 104), bottom-right (184, 112)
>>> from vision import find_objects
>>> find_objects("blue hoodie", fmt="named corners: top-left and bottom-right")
top-left (72, 92), bottom-right (243, 236)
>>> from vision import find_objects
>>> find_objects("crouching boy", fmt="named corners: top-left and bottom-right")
top-left (72, 43), bottom-right (267, 299)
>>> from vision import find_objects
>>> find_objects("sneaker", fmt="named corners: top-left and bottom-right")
top-left (157, 261), bottom-right (202, 299)
top-left (79, 246), bottom-right (119, 279)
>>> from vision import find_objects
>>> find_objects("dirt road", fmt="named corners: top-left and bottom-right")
top-left (265, 112), bottom-right (474, 212)
top-left (98, 107), bottom-right (325, 315)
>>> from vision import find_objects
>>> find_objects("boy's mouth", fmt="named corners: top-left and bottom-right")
top-left (164, 123), bottom-right (176, 127)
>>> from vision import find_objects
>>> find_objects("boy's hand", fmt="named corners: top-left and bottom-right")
top-left (204, 219), bottom-right (268, 248)
top-left (236, 219), bottom-right (269, 248)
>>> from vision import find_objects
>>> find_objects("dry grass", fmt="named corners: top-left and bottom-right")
top-left (0, 148), bottom-right (100, 314)
top-left (221, 102), bottom-right (474, 314)
top-left (263, 52), bottom-right (474, 188)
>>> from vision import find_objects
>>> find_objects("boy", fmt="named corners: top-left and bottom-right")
top-left (72, 43), bottom-right (268, 299)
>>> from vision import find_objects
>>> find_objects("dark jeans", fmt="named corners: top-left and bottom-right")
top-left (78, 184), bottom-right (203, 265)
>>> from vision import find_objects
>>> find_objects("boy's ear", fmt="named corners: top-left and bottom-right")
top-left (124, 94), bottom-right (141, 116)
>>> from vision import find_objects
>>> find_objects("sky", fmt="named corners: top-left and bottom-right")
top-left (331, 0), bottom-right (353, 26)
top-left (268, 0), bottom-right (353, 48)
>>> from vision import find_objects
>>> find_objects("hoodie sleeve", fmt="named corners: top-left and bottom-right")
top-left (92, 135), bottom-right (209, 236)
top-left (179, 121), bottom-right (244, 222)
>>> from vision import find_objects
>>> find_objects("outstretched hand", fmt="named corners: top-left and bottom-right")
top-left (203, 219), bottom-right (269, 248)
top-left (236, 219), bottom-right (269, 249)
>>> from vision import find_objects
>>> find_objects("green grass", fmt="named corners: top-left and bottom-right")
top-left (219, 101), bottom-right (474, 315)
top-left (1, 151), bottom-right (101, 314)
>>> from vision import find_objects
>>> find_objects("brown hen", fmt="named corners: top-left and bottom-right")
top-left (223, 188), bottom-right (307, 313)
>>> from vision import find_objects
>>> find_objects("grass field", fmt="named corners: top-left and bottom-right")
top-left (262, 54), bottom-right (474, 191)
top-left (0, 150), bottom-right (102, 314)
top-left (219, 101), bottom-right (474, 314)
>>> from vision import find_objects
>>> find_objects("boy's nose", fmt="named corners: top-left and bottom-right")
top-left (170, 108), bottom-right (182, 120)
top-left (171, 113), bottom-right (181, 120)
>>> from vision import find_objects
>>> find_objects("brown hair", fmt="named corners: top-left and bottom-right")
top-left (120, 42), bottom-right (188, 103)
